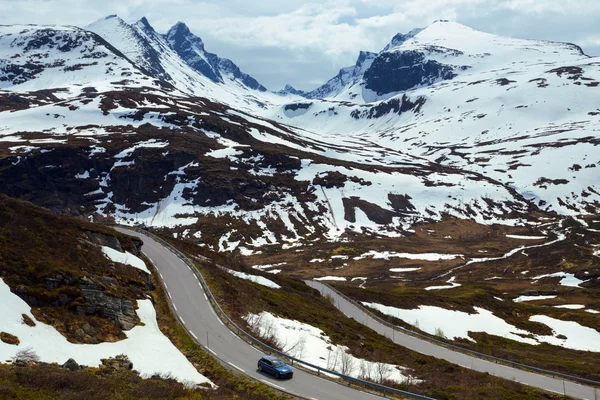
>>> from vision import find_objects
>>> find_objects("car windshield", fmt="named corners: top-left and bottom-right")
top-left (272, 360), bottom-right (286, 368)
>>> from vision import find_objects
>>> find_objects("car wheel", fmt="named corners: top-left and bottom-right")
top-left (258, 364), bottom-right (263, 372)
top-left (275, 372), bottom-right (280, 379)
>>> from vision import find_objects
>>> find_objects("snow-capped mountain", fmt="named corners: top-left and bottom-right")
top-left (165, 22), bottom-right (266, 92)
top-left (86, 15), bottom-right (288, 112)
top-left (275, 84), bottom-right (307, 97)
top-left (302, 51), bottom-right (377, 99)
top-left (0, 20), bottom-right (598, 252)
top-left (0, 24), bottom-right (159, 94)
top-left (270, 21), bottom-right (600, 217)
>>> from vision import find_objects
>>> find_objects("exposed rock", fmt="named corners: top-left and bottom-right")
top-left (364, 50), bottom-right (456, 95)
top-left (84, 231), bottom-right (123, 252)
top-left (79, 282), bottom-right (138, 331)
top-left (100, 354), bottom-right (133, 371)
top-left (0, 332), bottom-right (20, 345)
top-left (62, 358), bottom-right (82, 371)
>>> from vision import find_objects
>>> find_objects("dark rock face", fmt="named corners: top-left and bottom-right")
top-left (351, 94), bottom-right (426, 119)
top-left (284, 102), bottom-right (312, 112)
top-left (343, 197), bottom-right (398, 224)
top-left (165, 22), bottom-right (267, 91)
top-left (84, 231), bottom-right (124, 253)
top-left (79, 279), bottom-right (138, 331)
top-left (305, 51), bottom-right (377, 99)
top-left (387, 194), bottom-right (417, 215)
top-left (364, 50), bottom-right (456, 95)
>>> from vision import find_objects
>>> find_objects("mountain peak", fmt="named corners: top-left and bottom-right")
top-left (172, 21), bottom-right (190, 32)
top-left (383, 28), bottom-right (423, 52)
top-left (136, 16), bottom-right (155, 32)
top-left (276, 84), bottom-right (307, 96)
top-left (166, 21), bottom-right (204, 47)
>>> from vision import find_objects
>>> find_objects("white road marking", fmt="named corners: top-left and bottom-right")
top-left (208, 349), bottom-right (217, 356)
top-left (203, 293), bottom-right (208, 301)
top-left (228, 362), bottom-right (245, 373)
top-left (167, 291), bottom-right (172, 299)
top-left (230, 331), bottom-right (239, 339)
top-left (260, 379), bottom-right (286, 391)
top-left (173, 304), bottom-right (178, 312)
top-left (181, 317), bottom-right (186, 325)
top-left (159, 273), bottom-right (164, 279)
top-left (191, 332), bottom-right (198, 340)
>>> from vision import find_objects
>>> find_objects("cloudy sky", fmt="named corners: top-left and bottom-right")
top-left (2, 0), bottom-right (598, 91)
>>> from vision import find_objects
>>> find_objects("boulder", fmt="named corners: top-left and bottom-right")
top-left (62, 358), bottom-right (82, 371)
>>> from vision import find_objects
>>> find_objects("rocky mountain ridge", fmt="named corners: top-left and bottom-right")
top-left (0, 20), bottom-right (598, 253)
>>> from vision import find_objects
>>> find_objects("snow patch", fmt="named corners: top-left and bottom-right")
top-left (101, 246), bottom-right (149, 273)
top-left (0, 279), bottom-right (213, 387)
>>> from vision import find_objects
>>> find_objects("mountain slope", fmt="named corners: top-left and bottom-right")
top-left (269, 21), bottom-right (600, 217)
top-left (165, 21), bottom-right (267, 91)
top-left (86, 16), bottom-right (285, 112)
top-left (0, 24), bottom-right (159, 95)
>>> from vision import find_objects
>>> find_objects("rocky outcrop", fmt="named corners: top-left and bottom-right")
top-left (79, 282), bottom-right (138, 331)
top-left (364, 50), bottom-right (456, 95)
top-left (100, 354), bottom-right (133, 371)
top-left (62, 358), bottom-right (82, 371)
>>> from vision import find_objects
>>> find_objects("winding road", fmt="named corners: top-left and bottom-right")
top-left (117, 227), bottom-right (598, 399)
top-left (116, 228), bottom-right (387, 400)
top-left (306, 281), bottom-right (598, 400)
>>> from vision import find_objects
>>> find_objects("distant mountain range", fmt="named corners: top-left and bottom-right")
top-left (0, 18), bottom-right (598, 251)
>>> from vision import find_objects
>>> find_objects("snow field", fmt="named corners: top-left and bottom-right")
top-left (244, 311), bottom-right (416, 383)
top-left (362, 301), bottom-right (600, 352)
top-left (0, 279), bottom-right (213, 387)
top-left (355, 250), bottom-right (463, 261)
top-left (424, 276), bottom-right (461, 291)
top-left (101, 246), bottom-right (149, 273)
top-left (225, 269), bottom-right (281, 289)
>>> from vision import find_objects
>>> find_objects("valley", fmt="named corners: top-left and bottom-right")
top-left (0, 13), bottom-right (598, 400)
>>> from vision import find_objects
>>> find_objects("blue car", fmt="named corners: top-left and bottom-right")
top-left (257, 355), bottom-right (293, 379)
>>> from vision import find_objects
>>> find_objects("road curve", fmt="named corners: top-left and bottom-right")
top-left (306, 280), bottom-right (598, 400)
top-left (116, 228), bottom-right (389, 400)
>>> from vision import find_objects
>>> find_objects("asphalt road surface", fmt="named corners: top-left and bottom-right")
top-left (306, 280), bottom-right (598, 400)
top-left (116, 228), bottom-right (392, 400)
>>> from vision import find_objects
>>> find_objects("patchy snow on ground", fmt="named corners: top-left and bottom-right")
top-left (529, 316), bottom-right (600, 352)
top-left (244, 311), bottom-right (415, 383)
top-left (101, 246), bottom-right (149, 273)
top-left (553, 305), bottom-right (585, 310)
top-left (513, 295), bottom-right (557, 303)
top-left (505, 235), bottom-right (547, 240)
top-left (586, 310), bottom-right (599, 314)
top-left (351, 277), bottom-right (368, 288)
top-left (314, 276), bottom-right (347, 281)
top-left (355, 251), bottom-right (462, 261)
top-left (425, 276), bottom-right (461, 291)
top-left (251, 262), bottom-right (287, 271)
top-left (389, 267), bottom-right (421, 272)
top-left (0, 279), bottom-right (213, 387)
top-left (225, 269), bottom-right (281, 289)
top-left (531, 272), bottom-right (588, 288)
top-left (362, 300), bottom-right (600, 351)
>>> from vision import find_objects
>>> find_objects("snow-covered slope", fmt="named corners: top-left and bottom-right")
top-left (86, 15), bottom-right (291, 112)
top-left (269, 21), bottom-right (600, 217)
top-left (0, 20), bottom-right (598, 249)
top-left (165, 21), bottom-right (267, 92)
top-left (0, 24), bottom-right (157, 95)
